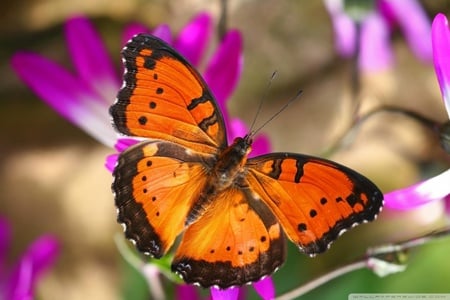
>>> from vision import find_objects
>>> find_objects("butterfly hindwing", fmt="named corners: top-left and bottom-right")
top-left (172, 187), bottom-right (286, 288)
top-left (245, 153), bottom-right (383, 256)
top-left (110, 34), bottom-right (227, 154)
top-left (112, 140), bottom-right (213, 257)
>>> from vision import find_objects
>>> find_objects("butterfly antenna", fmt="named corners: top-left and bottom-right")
top-left (250, 89), bottom-right (303, 136)
top-left (249, 71), bottom-right (278, 133)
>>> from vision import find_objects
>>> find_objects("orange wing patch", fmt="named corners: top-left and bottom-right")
top-left (112, 140), bottom-right (213, 257)
top-left (110, 34), bottom-right (227, 155)
top-left (246, 154), bottom-right (383, 256)
top-left (172, 187), bottom-right (286, 288)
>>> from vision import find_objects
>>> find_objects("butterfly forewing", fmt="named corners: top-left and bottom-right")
top-left (110, 34), bottom-right (227, 154)
top-left (245, 153), bottom-right (383, 255)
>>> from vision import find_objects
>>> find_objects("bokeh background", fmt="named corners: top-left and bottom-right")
top-left (1, 1), bottom-right (450, 299)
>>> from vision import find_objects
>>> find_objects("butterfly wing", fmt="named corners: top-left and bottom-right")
top-left (112, 140), bottom-right (213, 258)
top-left (110, 34), bottom-right (227, 154)
top-left (172, 187), bottom-right (286, 288)
top-left (245, 153), bottom-right (383, 256)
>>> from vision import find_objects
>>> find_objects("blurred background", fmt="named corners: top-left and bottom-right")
top-left (1, 0), bottom-right (450, 299)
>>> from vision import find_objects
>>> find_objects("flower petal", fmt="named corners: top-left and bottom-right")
top-left (204, 30), bottom-right (243, 111)
top-left (151, 24), bottom-right (173, 44)
top-left (378, 0), bottom-right (432, 62)
top-left (359, 12), bottom-right (394, 71)
top-left (175, 284), bottom-right (199, 300)
top-left (122, 23), bottom-right (151, 46)
top-left (8, 235), bottom-right (59, 300)
top-left (323, 0), bottom-right (357, 57)
top-left (251, 134), bottom-right (271, 157)
top-left (174, 12), bottom-right (212, 66)
top-left (115, 138), bottom-right (140, 152)
top-left (444, 194), bottom-right (450, 215)
top-left (384, 169), bottom-right (450, 210)
top-left (0, 217), bottom-right (11, 272)
top-left (432, 13), bottom-right (450, 117)
top-left (105, 154), bottom-right (118, 172)
top-left (253, 277), bottom-right (275, 300)
top-left (64, 16), bottom-right (120, 103)
top-left (210, 286), bottom-right (239, 300)
top-left (229, 118), bottom-right (248, 141)
top-left (11, 52), bottom-right (118, 147)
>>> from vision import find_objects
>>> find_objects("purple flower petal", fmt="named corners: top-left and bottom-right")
top-left (253, 277), bottom-right (275, 300)
top-left (11, 52), bottom-right (117, 147)
top-left (64, 16), bottom-right (120, 102)
top-left (122, 23), bottom-right (151, 46)
top-left (210, 287), bottom-right (239, 300)
top-left (384, 169), bottom-right (450, 210)
top-left (204, 30), bottom-right (243, 112)
top-left (8, 235), bottom-right (59, 300)
top-left (359, 12), bottom-right (394, 71)
top-left (151, 24), bottom-right (173, 44)
top-left (378, 0), bottom-right (432, 62)
top-left (176, 284), bottom-right (199, 300)
top-left (432, 13), bottom-right (450, 117)
top-left (105, 154), bottom-right (118, 172)
top-left (228, 118), bottom-right (271, 157)
top-left (0, 217), bottom-right (11, 272)
top-left (229, 118), bottom-right (248, 141)
top-left (251, 134), bottom-right (271, 157)
top-left (445, 194), bottom-right (450, 215)
top-left (174, 12), bottom-right (212, 66)
top-left (323, 0), bottom-right (356, 57)
top-left (115, 138), bottom-right (140, 152)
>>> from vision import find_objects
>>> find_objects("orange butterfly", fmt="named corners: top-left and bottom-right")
top-left (110, 34), bottom-right (383, 289)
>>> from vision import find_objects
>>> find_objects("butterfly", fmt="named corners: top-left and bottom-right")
top-left (110, 34), bottom-right (383, 289)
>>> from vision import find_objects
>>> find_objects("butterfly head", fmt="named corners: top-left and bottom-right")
top-left (231, 134), bottom-right (253, 158)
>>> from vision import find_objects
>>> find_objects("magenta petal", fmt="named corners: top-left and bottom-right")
top-left (444, 194), bottom-right (450, 215)
top-left (175, 284), bottom-right (199, 300)
top-left (122, 23), bottom-right (151, 46)
top-left (174, 12), bottom-right (212, 66)
top-left (65, 16), bottom-right (120, 102)
top-left (8, 235), bottom-right (59, 300)
top-left (106, 139), bottom-right (140, 172)
top-left (19, 236), bottom-right (59, 279)
top-left (0, 217), bottom-right (11, 271)
top-left (251, 134), bottom-right (271, 157)
top-left (229, 118), bottom-right (248, 141)
top-left (253, 277), bottom-right (275, 300)
top-left (323, 0), bottom-right (356, 57)
top-left (384, 169), bottom-right (450, 210)
top-left (105, 154), bottom-right (118, 172)
top-left (115, 138), bottom-right (140, 152)
top-left (151, 24), bottom-right (173, 44)
top-left (11, 52), bottom-right (117, 147)
top-left (204, 30), bottom-right (243, 110)
top-left (210, 287), bottom-right (239, 300)
top-left (11, 52), bottom-right (94, 123)
top-left (359, 13), bottom-right (394, 71)
top-left (379, 0), bottom-right (432, 62)
top-left (432, 13), bottom-right (450, 117)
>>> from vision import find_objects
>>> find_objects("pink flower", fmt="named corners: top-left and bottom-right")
top-left (0, 217), bottom-right (59, 300)
top-left (324, 0), bottom-right (432, 72)
top-left (384, 13), bottom-right (450, 211)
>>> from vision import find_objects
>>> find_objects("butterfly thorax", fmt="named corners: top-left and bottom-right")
top-left (213, 135), bottom-right (253, 191)
top-left (185, 135), bottom-right (252, 225)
